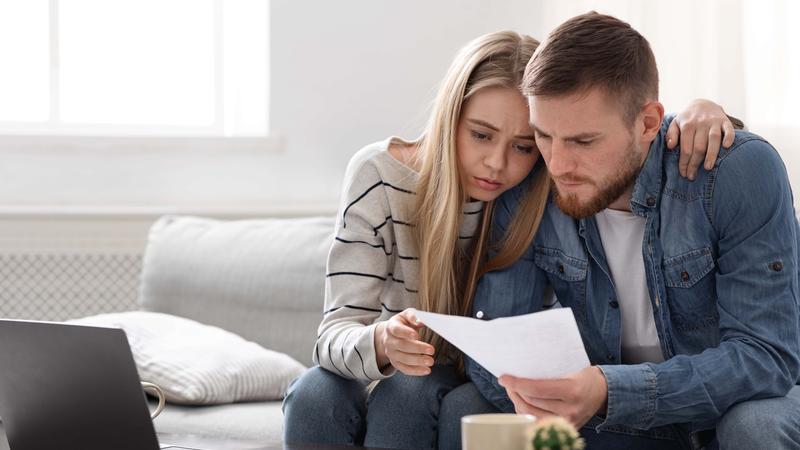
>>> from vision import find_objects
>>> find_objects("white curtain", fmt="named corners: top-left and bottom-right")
top-left (531, 0), bottom-right (800, 197)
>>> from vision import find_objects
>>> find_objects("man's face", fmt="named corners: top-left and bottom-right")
top-left (528, 87), bottom-right (646, 218)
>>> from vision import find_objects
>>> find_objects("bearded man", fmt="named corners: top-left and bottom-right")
top-left (467, 11), bottom-right (800, 450)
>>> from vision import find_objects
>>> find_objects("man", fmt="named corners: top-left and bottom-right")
top-left (467, 12), bottom-right (800, 450)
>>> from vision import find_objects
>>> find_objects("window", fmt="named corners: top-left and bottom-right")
top-left (0, 0), bottom-right (270, 138)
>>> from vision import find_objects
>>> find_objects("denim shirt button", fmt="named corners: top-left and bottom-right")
top-left (609, 300), bottom-right (619, 309)
top-left (680, 270), bottom-right (690, 282)
top-left (646, 196), bottom-right (656, 207)
top-left (558, 264), bottom-right (565, 274)
top-left (607, 353), bottom-right (615, 362)
top-left (771, 261), bottom-right (784, 272)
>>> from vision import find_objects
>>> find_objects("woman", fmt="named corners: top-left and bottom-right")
top-left (283, 30), bottom-right (736, 450)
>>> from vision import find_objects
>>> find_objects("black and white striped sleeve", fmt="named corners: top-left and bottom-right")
top-left (314, 157), bottom-right (398, 381)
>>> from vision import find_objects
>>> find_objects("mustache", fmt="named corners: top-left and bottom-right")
top-left (554, 175), bottom-right (592, 184)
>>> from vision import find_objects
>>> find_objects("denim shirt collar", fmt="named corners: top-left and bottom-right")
top-left (576, 121), bottom-right (668, 236)
top-left (630, 122), bottom-right (668, 217)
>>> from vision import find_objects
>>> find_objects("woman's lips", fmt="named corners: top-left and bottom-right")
top-left (474, 176), bottom-right (502, 191)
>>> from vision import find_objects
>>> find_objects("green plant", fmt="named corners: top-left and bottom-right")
top-left (529, 416), bottom-right (586, 450)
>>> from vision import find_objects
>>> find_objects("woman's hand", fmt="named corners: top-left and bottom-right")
top-left (667, 98), bottom-right (736, 180)
top-left (374, 309), bottom-right (435, 376)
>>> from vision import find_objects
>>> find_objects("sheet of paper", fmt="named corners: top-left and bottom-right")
top-left (415, 308), bottom-right (590, 379)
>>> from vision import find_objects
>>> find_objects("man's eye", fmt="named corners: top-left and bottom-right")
top-left (576, 140), bottom-right (593, 146)
top-left (471, 130), bottom-right (490, 141)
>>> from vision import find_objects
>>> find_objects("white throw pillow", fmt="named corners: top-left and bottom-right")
top-left (69, 311), bottom-right (306, 405)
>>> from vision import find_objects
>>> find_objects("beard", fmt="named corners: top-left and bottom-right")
top-left (554, 137), bottom-right (643, 219)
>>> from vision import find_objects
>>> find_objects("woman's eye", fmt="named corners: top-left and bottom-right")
top-left (513, 144), bottom-right (534, 154)
top-left (471, 130), bottom-right (490, 141)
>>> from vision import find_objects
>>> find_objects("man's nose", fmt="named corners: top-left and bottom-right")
top-left (544, 140), bottom-right (575, 178)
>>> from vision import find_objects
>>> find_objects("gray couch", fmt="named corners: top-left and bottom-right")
top-left (0, 215), bottom-right (334, 448)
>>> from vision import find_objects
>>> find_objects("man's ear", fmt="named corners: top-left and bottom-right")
top-left (640, 100), bottom-right (664, 143)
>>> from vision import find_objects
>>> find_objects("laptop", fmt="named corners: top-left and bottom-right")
top-left (0, 319), bottom-right (195, 450)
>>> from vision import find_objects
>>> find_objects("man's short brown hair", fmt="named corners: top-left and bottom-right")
top-left (522, 11), bottom-right (658, 124)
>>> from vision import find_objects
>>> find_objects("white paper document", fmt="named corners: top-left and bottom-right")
top-left (415, 308), bottom-right (590, 379)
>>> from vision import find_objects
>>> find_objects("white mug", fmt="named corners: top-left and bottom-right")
top-left (141, 381), bottom-right (166, 419)
top-left (461, 413), bottom-right (536, 450)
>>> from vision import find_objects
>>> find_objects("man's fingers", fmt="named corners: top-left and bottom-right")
top-left (498, 376), bottom-right (567, 400)
top-left (666, 119), bottom-right (680, 149)
top-left (523, 396), bottom-right (567, 415)
top-left (507, 389), bottom-right (554, 418)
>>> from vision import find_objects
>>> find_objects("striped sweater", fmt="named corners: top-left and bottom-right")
top-left (314, 137), bottom-right (483, 381)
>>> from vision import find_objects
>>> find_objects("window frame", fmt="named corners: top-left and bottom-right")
top-left (0, 0), bottom-right (276, 152)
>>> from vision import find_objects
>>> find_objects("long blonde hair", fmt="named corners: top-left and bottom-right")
top-left (413, 31), bottom-right (551, 366)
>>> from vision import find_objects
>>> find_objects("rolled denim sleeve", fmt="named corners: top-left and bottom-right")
top-left (599, 136), bottom-right (800, 429)
top-left (465, 175), bottom-right (550, 411)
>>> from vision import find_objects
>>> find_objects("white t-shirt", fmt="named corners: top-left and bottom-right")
top-left (595, 208), bottom-right (664, 364)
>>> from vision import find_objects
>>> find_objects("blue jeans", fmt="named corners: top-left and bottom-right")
top-left (283, 365), bottom-right (464, 449)
top-left (714, 384), bottom-right (800, 450)
top-left (285, 367), bottom-right (800, 450)
top-left (438, 381), bottom-right (501, 450)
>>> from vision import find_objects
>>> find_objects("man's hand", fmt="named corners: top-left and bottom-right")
top-left (498, 366), bottom-right (608, 428)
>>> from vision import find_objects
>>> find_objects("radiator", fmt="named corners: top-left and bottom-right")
top-left (0, 252), bottom-right (142, 321)
top-left (0, 216), bottom-right (153, 322)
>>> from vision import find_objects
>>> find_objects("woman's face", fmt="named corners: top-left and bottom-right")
top-left (456, 86), bottom-right (540, 202)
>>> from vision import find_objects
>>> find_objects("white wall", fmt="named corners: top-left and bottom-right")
top-left (0, 0), bottom-right (540, 215)
top-left (533, 0), bottom-right (800, 198)
top-left (0, 0), bottom-right (796, 216)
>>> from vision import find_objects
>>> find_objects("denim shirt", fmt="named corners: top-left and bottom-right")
top-left (467, 116), bottom-right (800, 432)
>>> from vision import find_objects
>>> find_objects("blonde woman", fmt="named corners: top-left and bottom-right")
top-left (283, 31), bottom-right (736, 450)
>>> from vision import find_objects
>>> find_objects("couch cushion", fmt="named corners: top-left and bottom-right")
top-left (150, 399), bottom-right (285, 442)
top-left (0, 422), bottom-right (7, 450)
top-left (140, 216), bottom-right (334, 367)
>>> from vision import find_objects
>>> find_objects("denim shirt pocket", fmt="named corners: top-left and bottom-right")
top-left (663, 247), bottom-right (719, 334)
top-left (534, 247), bottom-right (588, 317)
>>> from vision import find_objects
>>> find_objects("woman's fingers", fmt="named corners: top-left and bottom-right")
top-left (399, 308), bottom-right (425, 329)
top-left (385, 333), bottom-right (435, 356)
top-left (382, 308), bottom-right (436, 376)
top-left (722, 120), bottom-right (736, 148)
top-left (386, 313), bottom-right (422, 340)
top-left (387, 347), bottom-right (434, 368)
top-left (704, 127), bottom-right (722, 171)
top-left (393, 360), bottom-right (432, 376)
top-left (678, 125), bottom-right (695, 178)
top-left (385, 338), bottom-right (435, 376)
top-left (686, 128), bottom-right (709, 180)
top-left (666, 118), bottom-right (680, 149)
